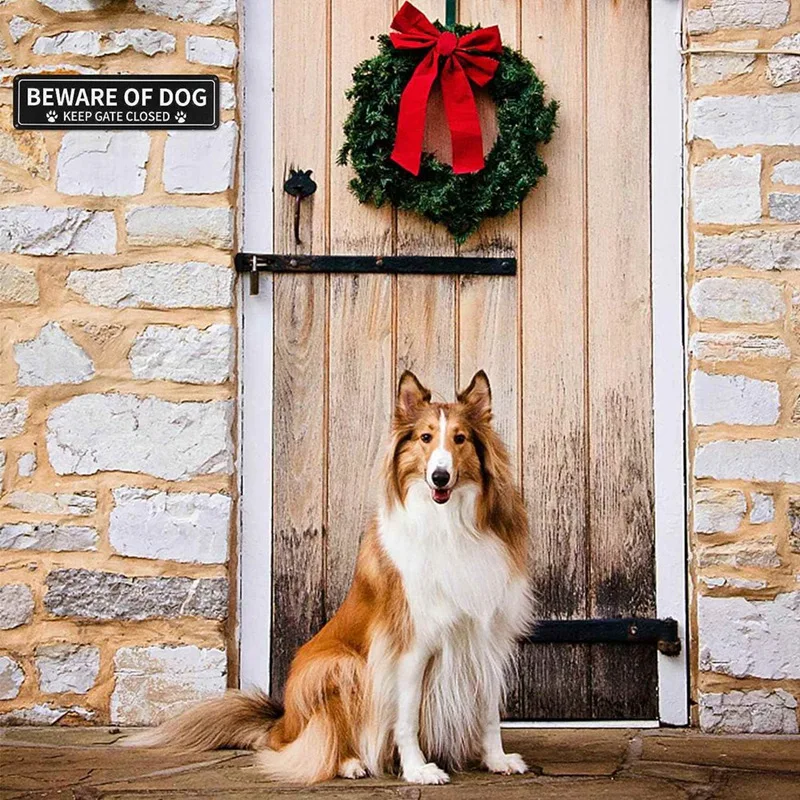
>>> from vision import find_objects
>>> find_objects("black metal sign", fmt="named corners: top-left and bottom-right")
top-left (14, 75), bottom-right (219, 130)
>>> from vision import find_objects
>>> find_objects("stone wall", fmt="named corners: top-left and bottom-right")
top-left (0, 0), bottom-right (238, 725)
top-left (687, 0), bottom-right (800, 733)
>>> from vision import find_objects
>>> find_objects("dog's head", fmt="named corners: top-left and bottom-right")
top-left (385, 369), bottom-right (496, 507)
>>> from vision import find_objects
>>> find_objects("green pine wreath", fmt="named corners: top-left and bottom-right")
top-left (338, 23), bottom-right (558, 244)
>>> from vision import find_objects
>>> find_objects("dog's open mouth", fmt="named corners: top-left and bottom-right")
top-left (431, 487), bottom-right (452, 504)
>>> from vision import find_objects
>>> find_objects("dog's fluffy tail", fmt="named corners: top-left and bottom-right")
top-left (121, 689), bottom-right (283, 752)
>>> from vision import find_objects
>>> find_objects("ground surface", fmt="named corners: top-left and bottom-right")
top-left (1, 727), bottom-right (799, 799)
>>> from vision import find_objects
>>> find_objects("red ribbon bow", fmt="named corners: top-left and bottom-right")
top-left (389, 2), bottom-right (502, 176)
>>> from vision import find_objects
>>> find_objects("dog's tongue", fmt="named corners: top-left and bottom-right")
top-left (432, 487), bottom-right (451, 504)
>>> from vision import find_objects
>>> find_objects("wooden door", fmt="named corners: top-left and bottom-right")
top-left (269, 0), bottom-right (655, 720)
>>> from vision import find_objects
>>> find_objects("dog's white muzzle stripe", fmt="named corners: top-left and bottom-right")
top-left (426, 411), bottom-right (453, 487)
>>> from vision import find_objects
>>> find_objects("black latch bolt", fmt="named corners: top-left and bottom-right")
top-left (284, 168), bottom-right (317, 246)
top-left (237, 253), bottom-right (516, 295)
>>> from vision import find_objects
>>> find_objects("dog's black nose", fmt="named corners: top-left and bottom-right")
top-left (432, 469), bottom-right (450, 488)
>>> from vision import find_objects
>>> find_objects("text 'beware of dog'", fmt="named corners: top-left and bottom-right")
top-left (14, 75), bottom-right (219, 130)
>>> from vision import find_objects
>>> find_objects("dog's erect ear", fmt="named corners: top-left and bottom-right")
top-left (458, 370), bottom-right (492, 418)
top-left (397, 370), bottom-right (431, 415)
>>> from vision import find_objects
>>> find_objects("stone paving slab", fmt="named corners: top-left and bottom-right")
top-left (0, 746), bottom-right (239, 793)
top-left (0, 729), bottom-right (126, 748)
top-left (0, 727), bottom-right (798, 799)
top-left (718, 772), bottom-right (800, 799)
top-left (640, 731), bottom-right (800, 773)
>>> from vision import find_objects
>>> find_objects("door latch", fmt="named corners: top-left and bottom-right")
top-left (284, 168), bottom-right (317, 246)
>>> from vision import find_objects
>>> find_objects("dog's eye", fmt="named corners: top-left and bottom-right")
top-left (420, 433), bottom-right (432, 443)
top-left (453, 433), bottom-right (466, 445)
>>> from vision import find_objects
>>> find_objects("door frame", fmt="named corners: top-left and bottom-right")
top-left (237, 0), bottom-right (689, 727)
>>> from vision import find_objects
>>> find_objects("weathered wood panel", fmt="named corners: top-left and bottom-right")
top-left (586, 1), bottom-right (656, 719)
top-left (518, 0), bottom-right (591, 720)
top-left (325, 0), bottom-right (395, 619)
top-left (271, 0), bottom-right (329, 697)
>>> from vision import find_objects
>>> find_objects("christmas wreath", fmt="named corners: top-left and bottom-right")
top-left (338, 3), bottom-right (558, 243)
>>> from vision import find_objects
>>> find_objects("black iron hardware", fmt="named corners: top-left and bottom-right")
top-left (283, 169), bottom-right (317, 246)
top-left (525, 617), bottom-right (681, 656)
top-left (247, 254), bottom-right (259, 296)
top-left (236, 253), bottom-right (516, 294)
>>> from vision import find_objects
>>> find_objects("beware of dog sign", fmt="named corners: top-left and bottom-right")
top-left (14, 75), bottom-right (219, 130)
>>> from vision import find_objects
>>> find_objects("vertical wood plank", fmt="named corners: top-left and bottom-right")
top-left (457, 0), bottom-right (519, 463)
top-left (271, 0), bottom-right (329, 697)
top-left (396, 275), bottom-right (456, 400)
top-left (271, 277), bottom-right (327, 696)
top-left (330, 2), bottom-right (394, 259)
top-left (326, 0), bottom-right (396, 617)
top-left (327, 276), bottom-right (393, 616)
top-left (274, 0), bottom-right (328, 257)
top-left (586, 0), bottom-right (656, 719)
top-left (395, 0), bottom-right (457, 401)
top-left (457, 0), bottom-right (523, 717)
top-left (457, 273), bottom-right (516, 455)
top-left (519, 0), bottom-right (591, 720)
top-left (456, 0), bottom-right (518, 263)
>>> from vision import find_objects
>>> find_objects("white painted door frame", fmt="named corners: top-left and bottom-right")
top-left (651, 0), bottom-right (689, 727)
top-left (237, 0), bottom-right (274, 693)
top-left (237, 0), bottom-right (689, 727)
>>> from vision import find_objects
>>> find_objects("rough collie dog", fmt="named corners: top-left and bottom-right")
top-left (126, 370), bottom-right (531, 785)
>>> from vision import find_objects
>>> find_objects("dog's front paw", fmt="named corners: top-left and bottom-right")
top-left (484, 752), bottom-right (528, 775)
top-left (403, 762), bottom-right (450, 784)
top-left (338, 758), bottom-right (367, 779)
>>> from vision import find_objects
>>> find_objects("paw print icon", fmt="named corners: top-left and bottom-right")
top-left (175, 111), bottom-right (187, 124)
top-left (46, 110), bottom-right (58, 123)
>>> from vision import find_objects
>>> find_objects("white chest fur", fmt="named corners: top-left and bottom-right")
top-left (378, 481), bottom-right (518, 643)
top-left (377, 480), bottom-right (528, 766)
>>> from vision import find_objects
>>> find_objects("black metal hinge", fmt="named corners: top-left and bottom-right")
top-left (235, 253), bottom-right (516, 294)
top-left (524, 617), bottom-right (681, 656)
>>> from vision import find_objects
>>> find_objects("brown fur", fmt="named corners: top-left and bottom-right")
top-left (123, 689), bottom-right (282, 751)
top-left (123, 370), bottom-right (529, 784)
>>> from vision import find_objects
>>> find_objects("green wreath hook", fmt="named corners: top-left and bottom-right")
top-left (445, 0), bottom-right (456, 27)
